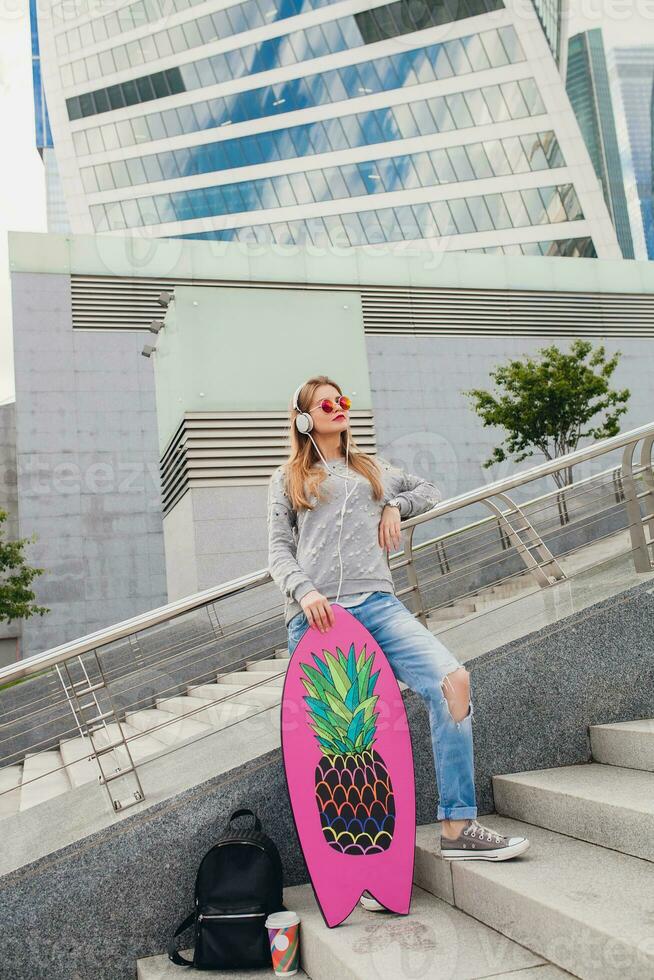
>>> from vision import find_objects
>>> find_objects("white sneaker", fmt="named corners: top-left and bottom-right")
top-left (359, 890), bottom-right (387, 912)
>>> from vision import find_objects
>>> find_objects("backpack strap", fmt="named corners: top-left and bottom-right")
top-left (227, 806), bottom-right (262, 831)
top-left (167, 912), bottom-right (196, 967)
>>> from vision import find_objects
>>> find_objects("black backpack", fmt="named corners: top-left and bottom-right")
top-left (168, 806), bottom-right (287, 970)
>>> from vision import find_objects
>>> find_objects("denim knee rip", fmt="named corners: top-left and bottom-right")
top-left (440, 667), bottom-right (474, 728)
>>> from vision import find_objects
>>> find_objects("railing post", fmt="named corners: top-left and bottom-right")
top-left (622, 436), bottom-right (654, 572)
top-left (482, 493), bottom-right (565, 587)
top-left (643, 435), bottom-right (654, 550)
top-left (403, 525), bottom-right (428, 626)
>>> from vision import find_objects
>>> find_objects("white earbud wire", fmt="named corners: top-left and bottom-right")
top-left (307, 429), bottom-right (356, 604)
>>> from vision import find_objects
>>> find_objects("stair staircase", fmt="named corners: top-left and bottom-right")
top-left (1, 572), bottom-right (543, 818)
top-left (0, 649), bottom-right (292, 816)
top-left (427, 571), bottom-right (536, 625)
top-left (137, 718), bottom-right (654, 980)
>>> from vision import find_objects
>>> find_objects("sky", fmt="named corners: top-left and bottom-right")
top-left (1, 1), bottom-right (653, 402)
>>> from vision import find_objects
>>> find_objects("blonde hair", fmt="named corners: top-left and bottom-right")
top-left (283, 374), bottom-right (385, 512)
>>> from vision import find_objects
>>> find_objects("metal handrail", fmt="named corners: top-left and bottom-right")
top-left (407, 460), bottom-right (630, 556)
top-left (400, 420), bottom-right (654, 528)
top-left (2, 418), bottom-right (653, 686)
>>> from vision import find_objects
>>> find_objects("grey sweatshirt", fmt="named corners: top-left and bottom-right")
top-left (266, 454), bottom-right (443, 625)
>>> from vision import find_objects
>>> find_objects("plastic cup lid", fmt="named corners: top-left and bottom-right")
top-left (265, 911), bottom-right (300, 928)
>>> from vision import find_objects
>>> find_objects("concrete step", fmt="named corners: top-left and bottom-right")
top-left (474, 591), bottom-right (521, 608)
top-left (245, 658), bottom-right (289, 672)
top-left (59, 723), bottom-right (168, 786)
top-left (414, 816), bottom-right (654, 980)
top-left (157, 695), bottom-right (254, 729)
top-left (182, 690), bottom-right (269, 725)
top-left (137, 948), bottom-right (308, 979)
top-left (192, 682), bottom-right (282, 708)
top-left (60, 731), bottom-right (119, 787)
top-left (428, 602), bottom-right (476, 621)
top-left (274, 647), bottom-right (291, 659)
top-left (590, 718), bottom-right (654, 772)
top-left (284, 881), bottom-right (572, 979)
top-left (493, 762), bottom-right (654, 863)
top-left (490, 578), bottom-right (534, 596)
top-left (427, 615), bottom-right (469, 634)
top-left (0, 764), bottom-right (23, 818)
top-left (58, 732), bottom-right (101, 787)
top-left (216, 670), bottom-right (285, 688)
top-left (427, 579), bottom-right (536, 625)
top-left (126, 707), bottom-right (213, 745)
top-left (101, 723), bottom-right (168, 764)
top-left (477, 578), bottom-right (536, 600)
top-left (20, 749), bottom-right (72, 811)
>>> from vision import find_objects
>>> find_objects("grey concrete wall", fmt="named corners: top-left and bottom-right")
top-left (10, 272), bottom-right (167, 658)
top-left (368, 333), bottom-right (654, 537)
top-left (164, 485), bottom-right (269, 602)
top-left (163, 483), bottom-right (289, 632)
top-left (0, 401), bottom-right (18, 532)
top-left (1, 577), bottom-right (652, 980)
top-left (0, 400), bottom-right (21, 665)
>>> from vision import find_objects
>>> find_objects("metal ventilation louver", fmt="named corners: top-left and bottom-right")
top-left (70, 275), bottom-right (354, 330)
top-left (71, 276), bottom-right (175, 330)
top-left (71, 276), bottom-right (654, 338)
top-left (160, 411), bottom-right (377, 514)
top-left (360, 287), bottom-right (654, 336)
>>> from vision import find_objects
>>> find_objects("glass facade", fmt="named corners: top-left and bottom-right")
top-left (71, 26), bottom-right (526, 152)
top-left (53, 0), bottom-right (212, 32)
top-left (94, 181), bottom-right (583, 239)
top-left (30, 0), bottom-right (52, 149)
top-left (43, 0), bottom-right (610, 255)
top-left (66, 0), bottom-right (505, 120)
top-left (530, 0), bottom-right (562, 65)
top-left (59, 0), bottom-right (350, 85)
top-left (89, 131), bottom-right (566, 229)
top-left (31, 0), bottom-right (71, 232)
top-left (566, 30), bottom-right (634, 258)
top-left (609, 46), bottom-right (654, 259)
top-left (80, 80), bottom-right (547, 192)
top-left (466, 236), bottom-right (597, 257)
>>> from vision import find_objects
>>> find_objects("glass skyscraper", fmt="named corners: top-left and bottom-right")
top-left (566, 29), bottom-right (634, 259)
top-left (37, 0), bottom-right (620, 256)
top-left (607, 45), bottom-right (654, 259)
top-left (530, 0), bottom-right (564, 67)
top-left (30, 0), bottom-right (71, 233)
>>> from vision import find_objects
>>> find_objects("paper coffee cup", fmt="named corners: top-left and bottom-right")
top-left (265, 911), bottom-right (301, 976)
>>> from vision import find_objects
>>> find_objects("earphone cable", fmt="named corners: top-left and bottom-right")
top-left (335, 433), bottom-right (357, 603)
top-left (308, 429), bottom-right (356, 606)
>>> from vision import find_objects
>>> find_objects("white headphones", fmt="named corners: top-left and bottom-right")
top-left (292, 382), bottom-right (356, 603)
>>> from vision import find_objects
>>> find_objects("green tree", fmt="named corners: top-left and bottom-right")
top-left (0, 508), bottom-right (50, 624)
top-left (463, 340), bottom-right (630, 489)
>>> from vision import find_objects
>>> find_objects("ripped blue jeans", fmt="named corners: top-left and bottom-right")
top-left (286, 590), bottom-right (477, 821)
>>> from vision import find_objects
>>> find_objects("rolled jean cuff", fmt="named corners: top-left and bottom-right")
top-left (437, 805), bottom-right (478, 820)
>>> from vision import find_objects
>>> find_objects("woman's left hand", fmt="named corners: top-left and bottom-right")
top-left (378, 504), bottom-right (402, 553)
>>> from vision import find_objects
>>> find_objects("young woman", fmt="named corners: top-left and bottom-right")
top-left (267, 375), bottom-right (530, 906)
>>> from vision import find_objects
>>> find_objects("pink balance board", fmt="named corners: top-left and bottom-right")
top-left (280, 602), bottom-right (416, 928)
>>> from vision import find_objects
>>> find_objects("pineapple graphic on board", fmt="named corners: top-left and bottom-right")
top-left (299, 641), bottom-right (396, 855)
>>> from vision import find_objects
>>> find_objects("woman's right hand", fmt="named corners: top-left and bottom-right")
top-left (300, 590), bottom-right (335, 633)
